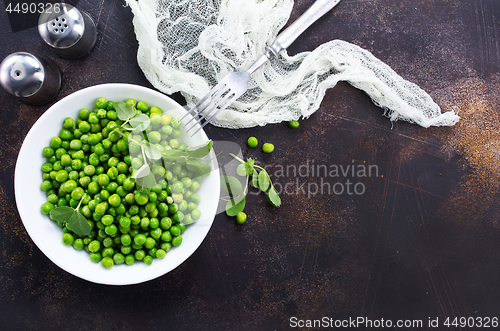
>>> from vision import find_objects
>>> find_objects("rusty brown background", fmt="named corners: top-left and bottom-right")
top-left (1, 0), bottom-right (500, 330)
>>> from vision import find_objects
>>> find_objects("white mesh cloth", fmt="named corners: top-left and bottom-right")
top-left (124, 0), bottom-right (459, 128)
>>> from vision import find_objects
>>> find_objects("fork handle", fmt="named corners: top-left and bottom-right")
top-left (247, 0), bottom-right (341, 74)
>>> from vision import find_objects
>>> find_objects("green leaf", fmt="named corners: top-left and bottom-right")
top-left (115, 101), bottom-right (136, 121)
top-left (236, 163), bottom-right (247, 177)
top-left (66, 212), bottom-right (91, 237)
top-left (49, 206), bottom-right (75, 222)
top-left (161, 149), bottom-right (188, 162)
top-left (144, 144), bottom-right (162, 160)
top-left (251, 169), bottom-right (259, 188)
top-left (185, 140), bottom-right (213, 158)
top-left (131, 164), bottom-right (151, 178)
top-left (267, 186), bottom-right (281, 207)
top-left (186, 159), bottom-right (211, 176)
top-left (220, 175), bottom-right (243, 195)
top-left (258, 169), bottom-right (270, 192)
top-left (226, 196), bottom-right (246, 216)
top-left (135, 171), bottom-right (156, 194)
top-left (49, 206), bottom-right (90, 237)
top-left (129, 113), bottom-right (151, 131)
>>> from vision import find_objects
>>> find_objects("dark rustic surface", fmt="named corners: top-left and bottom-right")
top-left (1, 0), bottom-right (500, 330)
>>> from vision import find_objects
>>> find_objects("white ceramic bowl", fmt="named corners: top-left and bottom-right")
top-left (14, 83), bottom-right (220, 285)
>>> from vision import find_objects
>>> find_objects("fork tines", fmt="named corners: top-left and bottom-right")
top-left (182, 83), bottom-right (235, 136)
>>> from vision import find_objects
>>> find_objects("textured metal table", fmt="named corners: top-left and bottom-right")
top-left (1, 0), bottom-right (499, 330)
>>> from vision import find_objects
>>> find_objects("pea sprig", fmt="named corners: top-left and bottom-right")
top-left (114, 101), bottom-right (212, 195)
top-left (47, 101), bottom-right (213, 237)
top-left (49, 193), bottom-right (90, 237)
top-left (221, 154), bottom-right (281, 217)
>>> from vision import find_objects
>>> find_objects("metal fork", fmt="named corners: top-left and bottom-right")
top-left (182, 0), bottom-right (342, 135)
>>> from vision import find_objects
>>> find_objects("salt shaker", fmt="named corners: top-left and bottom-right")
top-left (0, 52), bottom-right (61, 105)
top-left (38, 3), bottom-right (97, 59)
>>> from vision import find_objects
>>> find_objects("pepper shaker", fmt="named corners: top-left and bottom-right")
top-left (38, 3), bottom-right (97, 59)
top-left (0, 52), bottom-right (61, 105)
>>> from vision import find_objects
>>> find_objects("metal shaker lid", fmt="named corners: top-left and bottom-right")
top-left (38, 3), bottom-right (85, 49)
top-left (0, 52), bottom-right (45, 98)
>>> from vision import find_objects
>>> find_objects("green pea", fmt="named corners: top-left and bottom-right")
top-left (143, 255), bottom-right (153, 265)
top-left (71, 159), bottom-right (82, 170)
top-left (79, 121), bottom-right (91, 133)
top-left (95, 166), bottom-right (104, 175)
top-left (61, 233), bottom-right (74, 245)
top-left (247, 136), bottom-right (258, 147)
top-left (134, 234), bottom-right (147, 246)
top-left (134, 193), bottom-right (148, 205)
top-left (191, 181), bottom-right (200, 192)
top-left (262, 143), bottom-right (275, 153)
top-left (60, 154), bottom-right (71, 166)
top-left (97, 174), bottom-right (110, 186)
top-left (116, 139), bottom-right (128, 151)
top-left (88, 240), bottom-right (100, 253)
top-left (107, 110), bottom-right (117, 120)
top-left (93, 143), bottom-right (105, 155)
top-left (57, 198), bottom-right (68, 207)
top-left (140, 217), bottom-right (150, 229)
top-left (178, 200), bottom-right (188, 212)
top-left (191, 209), bottom-right (201, 220)
top-left (89, 252), bottom-right (101, 263)
top-left (87, 134), bottom-right (100, 146)
top-left (288, 120), bottom-right (300, 129)
top-left (156, 249), bottom-right (166, 259)
top-left (148, 131), bottom-right (161, 144)
top-left (59, 128), bottom-right (72, 141)
top-left (63, 180), bottom-right (77, 192)
top-left (55, 170), bottom-right (68, 182)
top-left (96, 97), bottom-right (109, 109)
top-left (41, 202), bottom-right (55, 214)
top-left (170, 225), bottom-right (181, 237)
top-left (169, 139), bottom-right (180, 149)
top-left (77, 109), bottom-right (90, 121)
top-left (134, 250), bottom-right (145, 261)
top-left (47, 194), bottom-right (59, 204)
top-left (236, 211), bottom-right (247, 224)
top-left (69, 139), bottom-right (83, 151)
top-left (105, 224), bottom-right (118, 236)
top-left (63, 117), bottom-right (75, 129)
top-left (161, 125), bottom-right (173, 136)
top-left (125, 254), bottom-right (135, 265)
top-left (108, 193), bottom-right (121, 207)
top-left (101, 257), bottom-right (114, 269)
top-left (190, 193), bottom-right (201, 204)
top-left (150, 114), bottom-right (162, 127)
top-left (73, 238), bottom-right (84, 250)
top-left (144, 237), bottom-right (156, 249)
top-left (161, 230), bottom-right (172, 242)
top-left (96, 109), bottom-right (107, 119)
top-left (101, 214), bottom-right (114, 226)
top-left (171, 118), bottom-right (181, 129)
top-left (42, 146), bottom-right (54, 158)
top-left (136, 101), bottom-right (149, 112)
top-left (171, 235), bottom-right (182, 247)
top-left (106, 101), bottom-right (115, 110)
top-left (71, 187), bottom-right (85, 200)
top-left (95, 202), bottom-right (108, 215)
top-left (40, 180), bottom-right (53, 192)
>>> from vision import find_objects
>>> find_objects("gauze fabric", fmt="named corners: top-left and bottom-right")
top-left (124, 0), bottom-right (459, 128)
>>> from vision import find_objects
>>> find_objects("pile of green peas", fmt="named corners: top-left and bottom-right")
top-left (40, 97), bottom-right (204, 269)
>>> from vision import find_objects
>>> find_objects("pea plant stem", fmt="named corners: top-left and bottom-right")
top-left (75, 193), bottom-right (87, 212)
